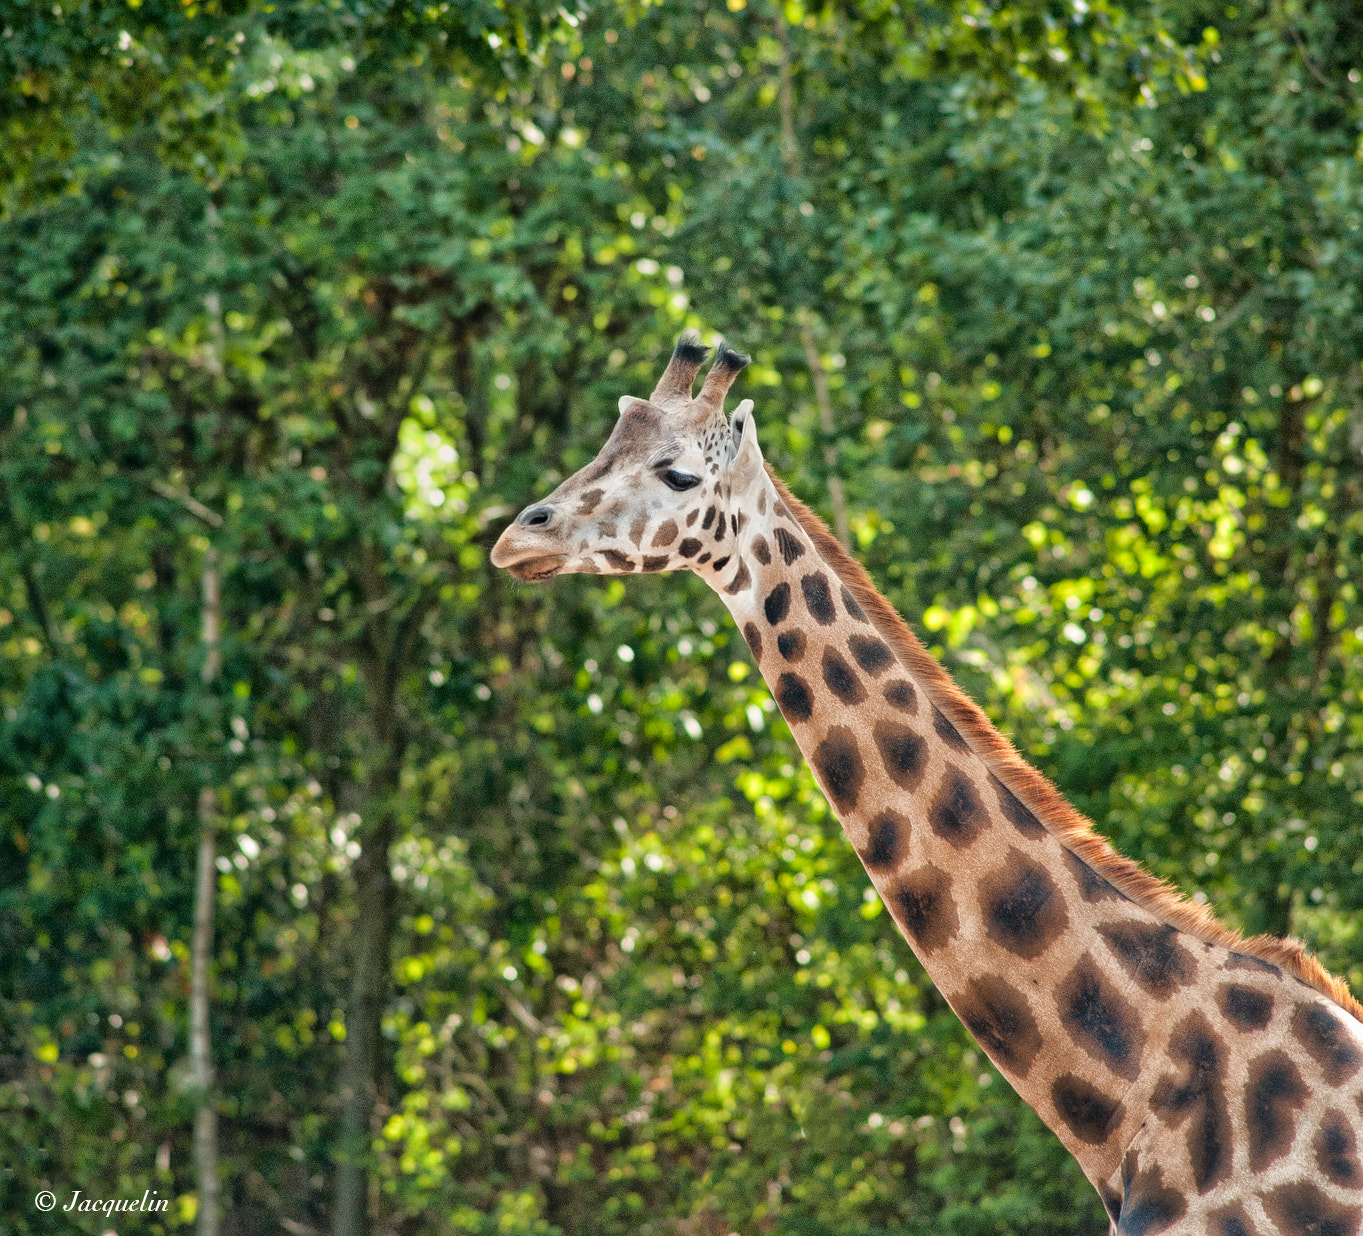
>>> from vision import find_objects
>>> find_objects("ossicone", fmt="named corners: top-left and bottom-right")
top-left (651, 330), bottom-right (713, 406)
top-left (694, 341), bottom-right (751, 414)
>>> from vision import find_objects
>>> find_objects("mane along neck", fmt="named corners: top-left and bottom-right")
top-left (762, 463), bottom-right (1362, 1023)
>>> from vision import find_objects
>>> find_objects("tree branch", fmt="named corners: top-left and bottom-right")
top-left (151, 479), bottom-right (224, 528)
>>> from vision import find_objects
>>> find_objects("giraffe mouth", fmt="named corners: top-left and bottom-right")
top-left (504, 553), bottom-right (568, 582)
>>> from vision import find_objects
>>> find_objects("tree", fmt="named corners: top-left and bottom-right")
top-left (2, 0), bottom-right (1360, 1232)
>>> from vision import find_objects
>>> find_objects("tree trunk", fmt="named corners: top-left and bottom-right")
top-left (328, 526), bottom-right (419, 1236)
top-left (192, 548), bottom-right (222, 1236)
top-left (331, 810), bottom-right (397, 1236)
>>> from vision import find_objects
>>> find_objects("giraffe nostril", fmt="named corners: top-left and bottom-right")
top-left (520, 505), bottom-right (554, 529)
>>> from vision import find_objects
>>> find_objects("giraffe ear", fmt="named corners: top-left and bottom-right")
top-left (727, 399), bottom-right (762, 485)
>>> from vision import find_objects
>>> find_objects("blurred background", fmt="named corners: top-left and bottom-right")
top-left (2, 0), bottom-right (1362, 1232)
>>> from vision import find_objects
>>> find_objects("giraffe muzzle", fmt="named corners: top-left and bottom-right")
top-left (503, 552), bottom-right (568, 582)
top-left (491, 518), bottom-right (569, 581)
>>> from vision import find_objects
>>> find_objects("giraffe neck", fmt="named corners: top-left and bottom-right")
top-left (702, 469), bottom-right (1363, 1204)
top-left (495, 328), bottom-right (1363, 1225)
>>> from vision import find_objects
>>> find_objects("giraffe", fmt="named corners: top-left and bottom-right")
top-left (491, 333), bottom-right (1363, 1235)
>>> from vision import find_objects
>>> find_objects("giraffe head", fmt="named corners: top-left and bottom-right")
top-left (491, 333), bottom-right (763, 581)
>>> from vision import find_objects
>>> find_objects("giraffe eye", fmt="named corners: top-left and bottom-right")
top-left (660, 469), bottom-right (701, 492)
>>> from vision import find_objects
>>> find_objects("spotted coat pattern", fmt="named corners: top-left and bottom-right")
top-left (491, 338), bottom-right (1363, 1236)
top-left (715, 490), bottom-right (1363, 1235)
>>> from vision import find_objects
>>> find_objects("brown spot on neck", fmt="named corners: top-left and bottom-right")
top-left (759, 463), bottom-right (1363, 1020)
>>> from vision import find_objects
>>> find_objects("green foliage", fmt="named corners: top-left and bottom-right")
top-left (2, 0), bottom-right (1362, 1233)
